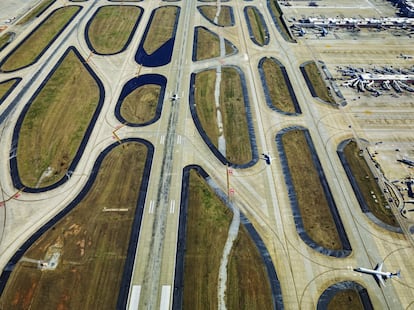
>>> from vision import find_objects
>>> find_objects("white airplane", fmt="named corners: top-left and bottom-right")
top-left (170, 93), bottom-right (180, 101)
top-left (398, 53), bottom-right (413, 59)
top-left (354, 262), bottom-right (400, 287)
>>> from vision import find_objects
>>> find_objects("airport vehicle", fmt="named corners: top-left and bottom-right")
top-left (354, 262), bottom-right (400, 287)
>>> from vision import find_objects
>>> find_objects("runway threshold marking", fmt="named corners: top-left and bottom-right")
top-left (160, 285), bottom-right (171, 310)
top-left (149, 200), bottom-right (155, 214)
top-left (128, 285), bottom-right (141, 310)
top-left (160, 135), bottom-right (165, 144)
top-left (169, 200), bottom-right (175, 214)
top-left (177, 135), bottom-right (182, 144)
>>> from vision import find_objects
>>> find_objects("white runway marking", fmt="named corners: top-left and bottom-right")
top-left (149, 200), bottom-right (155, 214)
top-left (169, 200), bottom-right (175, 214)
top-left (160, 285), bottom-right (171, 310)
top-left (128, 285), bottom-right (141, 310)
top-left (177, 135), bottom-right (182, 144)
top-left (160, 135), bottom-right (165, 144)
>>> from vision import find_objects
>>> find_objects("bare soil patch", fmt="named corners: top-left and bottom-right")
top-left (282, 129), bottom-right (342, 250)
top-left (327, 289), bottom-right (364, 310)
top-left (183, 170), bottom-right (232, 309)
top-left (226, 225), bottom-right (273, 309)
top-left (17, 49), bottom-right (100, 188)
top-left (199, 6), bottom-right (232, 27)
top-left (0, 142), bottom-right (148, 309)
top-left (87, 5), bottom-right (142, 54)
top-left (1, 6), bottom-right (80, 72)
top-left (120, 84), bottom-right (160, 124)
top-left (143, 6), bottom-right (178, 55)
top-left (342, 140), bottom-right (397, 226)
top-left (262, 58), bottom-right (296, 113)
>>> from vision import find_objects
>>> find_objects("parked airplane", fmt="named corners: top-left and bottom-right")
top-left (354, 262), bottom-right (400, 287)
top-left (170, 94), bottom-right (180, 101)
top-left (398, 53), bottom-right (413, 59)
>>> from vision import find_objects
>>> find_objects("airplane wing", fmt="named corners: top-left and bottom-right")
top-left (375, 273), bottom-right (386, 287)
top-left (375, 262), bottom-right (383, 272)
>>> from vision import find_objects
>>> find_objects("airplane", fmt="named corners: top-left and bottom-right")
top-left (261, 153), bottom-right (275, 165)
top-left (354, 262), bottom-right (400, 287)
top-left (170, 93), bottom-right (180, 101)
top-left (398, 53), bottom-right (413, 59)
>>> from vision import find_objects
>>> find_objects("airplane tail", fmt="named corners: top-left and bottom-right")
top-left (393, 270), bottom-right (401, 279)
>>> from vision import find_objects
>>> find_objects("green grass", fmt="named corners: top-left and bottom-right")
top-left (246, 7), bottom-right (265, 46)
top-left (342, 141), bottom-right (397, 226)
top-left (0, 79), bottom-right (18, 102)
top-left (1, 6), bottom-right (80, 72)
top-left (268, 0), bottom-right (295, 42)
top-left (196, 28), bottom-right (220, 60)
top-left (282, 129), bottom-right (342, 250)
top-left (143, 6), bottom-right (178, 55)
top-left (120, 84), bottom-right (160, 124)
top-left (262, 58), bottom-right (296, 113)
top-left (87, 6), bottom-right (142, 54)
top-left (17, 49), bottom-right (100, 188)
top-left (199, 6), bottom-right (232, 27)
top-left (17, 0), bottom-right (56, 25)
top-left (183, 170), bottom-right (232, 309)
top-left (303, 61), bottom-right (336, 104)
top-left (0, 32), bottom-right (13, 50)
top-left (0, 142), bottom-right (148, 309)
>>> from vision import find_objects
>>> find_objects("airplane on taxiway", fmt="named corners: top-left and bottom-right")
top-left (354, 262), bottom-right (400, 287)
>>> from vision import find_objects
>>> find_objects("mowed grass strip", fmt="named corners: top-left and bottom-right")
top-left (17, 49), bottom-right (100, 188)
top-left (195, 69), bottom-right (219, 146)
top-left (0, 142), bottom-right (148, 309)
top-left (226, 225), bottom-right (273, 309)
top-left (221, 67), bottom-right (252, 165)
top-left (246, 7), bottom-right (266, 46)
top-left (17, 0), bottom-right (55, 25)
top-left (327, 289), bottom-right (364, 310)
top-left (262, 58), bottom-right (296, 113)
top-left (282, 129), bottom-right (342, 249)
top-left (0, 79), bottom-right (17, 102)
top-left (183, 170), bottom-right (232, 309)
top-left (0, 32), bottom-right (13, 50)
top-left (343, 141), bottom-right (397, 226)
top-left (1, 6), bottom-right (80, 72)
top-left (87, 6), bottom-right (142, 54)
top-left (120, 84), bottom-right (160, 124)
top-left (143, 6), bottom-right (178, 55)
top-left (303, 61), bottom-right (336, 104)
top-left (196, 28), bottom-right (220, 60)
top-left (267, 0), bottom-right (294, 42)
top-left (199, 6), bottom-right (232, 26)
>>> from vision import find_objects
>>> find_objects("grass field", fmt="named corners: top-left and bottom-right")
top-left (0, 32), bottom-right (13, 50)
top-left (17, 0), bottom-right (55, 25)
top-left (199, 6), bottom-right (232, 27)
top-left (120, 84), bottom-right (160, 124)
top-left (17, 49), bottom-right (100, 188)
top-left (143, 6), bottom-right (178, 55)
top-left (246, 7), bottom-right (266, 46)
top-left (0, 79), bottom-right (17, 102)
top-left (0, 141), bottom-right (148, 309)
top-left (342, 141), bottom-right (397, 226)
top-left (327, 289), bottom-right (364, 310)
top-left (196, 28), bottom-right (220, 60)
top-left (87, 6), bottom-right (142, 54)
top-left (183, 170), bottom-right (272, 309)
top-left (220, 67), bottom-right (252, 164)
top-left (262, 58), bottom-right (296, 113)
top-left (194, 68), bottom-right (252, 164)
top-left (282, 129), bottom-right (342, 250)
top-left (226, 225), bottom-right (273, 309)
top-left (303, 61), bottom-right (336, 104)
top-left (267, 0), bottom-right (295, 42)
top-left (183, 170), bottom-right (232, 309)
top-left (1, 6), bottom-right (80, 72)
